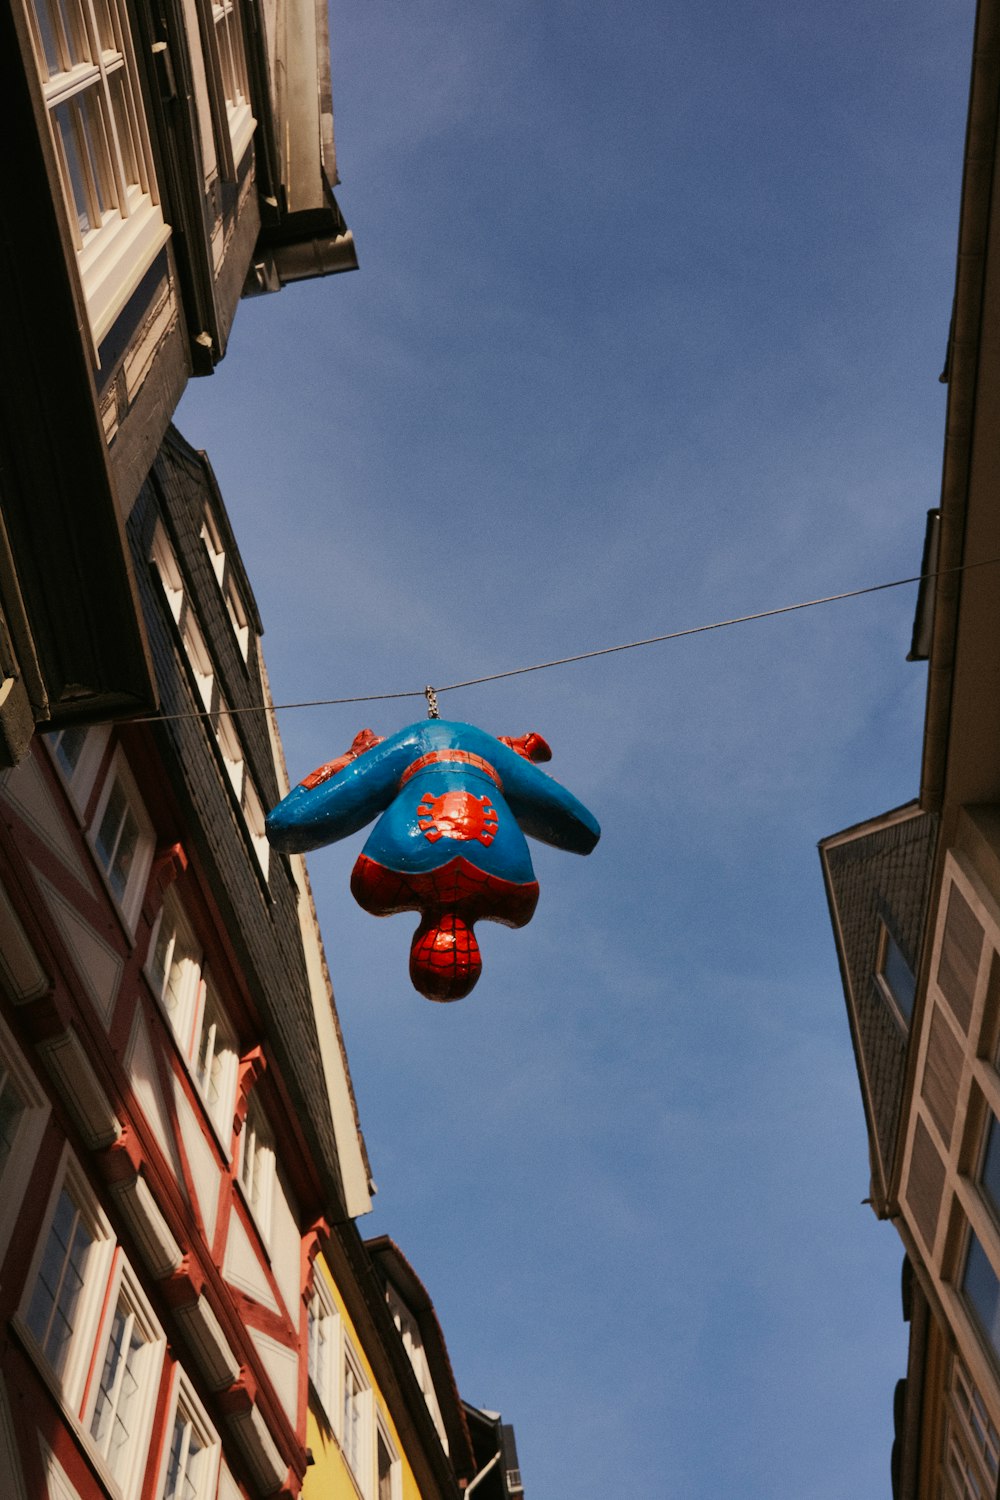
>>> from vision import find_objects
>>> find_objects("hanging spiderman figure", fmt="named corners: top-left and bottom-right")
top-left (265, 717), bottom-right (600, 1001)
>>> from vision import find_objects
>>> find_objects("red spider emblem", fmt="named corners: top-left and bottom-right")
top-left (416, 791), bottom-right (499, 847)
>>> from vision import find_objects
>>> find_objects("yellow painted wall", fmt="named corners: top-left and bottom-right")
top-left (302, 1254), bottom-right (426, 1500)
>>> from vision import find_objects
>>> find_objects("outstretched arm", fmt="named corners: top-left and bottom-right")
top-left (486, 737), bottom-right (600, 854)
top-left (266, 733), bottom-right (411, 854)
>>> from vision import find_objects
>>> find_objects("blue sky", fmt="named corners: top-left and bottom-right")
top-left (178, 1), bottom-right (974, 1493)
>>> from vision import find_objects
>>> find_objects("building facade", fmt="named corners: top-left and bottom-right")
top-left (820, 1), bottom-right (1000, 1493)
top-left (0, 0), bottom-right (354, 761)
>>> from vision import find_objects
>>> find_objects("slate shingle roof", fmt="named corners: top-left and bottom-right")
top-left (821, 805), bottom-right (937, 1203)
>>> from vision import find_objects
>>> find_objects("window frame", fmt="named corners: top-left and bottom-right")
top-left (156, 1367), bottom-right (222, 1500)
top-left (341, 1335), bottom-right (373, 1497)
top-left (942, 1353), bottom-right (1000, 1500)
top-left (45, 723), bottom-right (111, 815)
top-left (84, 1262), bottom-right (167, 1500)
top-left (17, 1150), bottom-right (117, 1410)
top-left (22, 0), bottom-right (171, 345)
top-left (17, 1151), bottom-right (168, 1500)
top-left (238, 1092), bottom-right (275, 1243)
top-left (88, 747), bottom-right (155, 931)
top-left (191, 0), bottom-right (255, 180)
top-left (875, 919), bottom-right (917, 1031)
top-left (146, 893), bottom-right (239, 1151)
top-left (151, 523), bottom-right (267, 884)
top-left (307, 1273), bottom-right (340, 1423)
top-left (375, 1411), bottom-right (402, 1500)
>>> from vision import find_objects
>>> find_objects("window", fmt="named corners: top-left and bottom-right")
top-left (386, 1285), bottom-right (448, 1450)
top-left (342, 1342), bottom-right (369, 1485)
top-left (981, 1113), bottom-right (1000, 1227)
top-left (152, 523), bottom-right (185, 625)
top-left (876, 921), bottom-right (917, 1028)
top-left (20, 1158), bottom-right (166, 1498)
top-left (45, 723), bottom-right (110, 811)
top-left (147, 894), bottom-right (238, 1143)
top-left (239, 1094), bottom-right (275, 1239)
top-left (151, 525), bottom-right (266, 880)
top-left (942, 1355), bottom-right (1000, 1500)
top-left (200, 514), bottom-right (226, 588)
top-left (90, 1284), bottom-right (160, 1492)
top-left (25, 1180), bottom-right (103, 1380)
top-left (149, 892), bottom-right (203, 1041)
top-left (160, 1376), bottom-right (221, 1500)
top-left (963, 1230), bottom-right (1000, 1365)
top-left (214, 697), bottom-right (244, 800)
top-left (194, 978), bottom-right (236, 1132)
top-left (307, 1275), bottom-right (339, 1419)
top-left (376, 1416), bottom-right (401, 1500)
top-left (242, 776), bottom-right (269, 880)
top-left (196, 0), bottom-right (254, 173)
top-left (200, 510), bottom-right (250, 661)
top-left (90, 752), bottom-right (154, 927)
top-left (24, 0), bottom-right (170, 343)
top-left (183, 613), bottom-right (216, 716)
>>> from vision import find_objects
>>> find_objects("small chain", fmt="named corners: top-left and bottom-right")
top-left (424, 685), bottom-right (440, 719)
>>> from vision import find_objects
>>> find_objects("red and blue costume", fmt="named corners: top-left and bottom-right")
top-left (265, 719), bottom-right (600, 1001)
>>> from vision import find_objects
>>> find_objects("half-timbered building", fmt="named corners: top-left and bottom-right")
top-left (0, 426), bottom-right (371, 1500)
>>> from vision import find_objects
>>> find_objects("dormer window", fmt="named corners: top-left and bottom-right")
top-left (876, 921), bottom-right (916, 1028)
top-left (200, 508), bottom-right (250, 661)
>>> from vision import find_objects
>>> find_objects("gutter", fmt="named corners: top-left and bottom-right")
top-left (920, 0), bottom-right (1000, 812)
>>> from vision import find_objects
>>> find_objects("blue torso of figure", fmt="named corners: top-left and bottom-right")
top-left (265, 718), bottom-right (600, 881)
top-left (363, 759), bottom-right (535, 882)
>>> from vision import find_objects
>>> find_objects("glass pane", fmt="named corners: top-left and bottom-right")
top-left (53, 726), bottom-right (88, 777)
top-left (25, 1189), bottom-right (94, 1375)
top-left (109, 803), bottom-right (139, 901)
top-left (981, 1117), bottom-right (1000, 1224)
top-left (90, 0), bottom-right (116, 54)
top-left (31, 0), bottom-right (62, 75)
top-left (91, 1302), bottom-right (144, 1480)
top-left (95, 778), bottom-right (127, 869)
top-left (54, 100), bottom-right (95, 236)
top-left (79, 89), bottom-right (115, 218)
top-left (54, 0), bottom-right (91, 66)
top-left (964, 1232), bottom-right (1000, 1360)
top-left (109, 70), bottom-right (141, 194)
top-left (880, 928), bottom-right (916, 1023)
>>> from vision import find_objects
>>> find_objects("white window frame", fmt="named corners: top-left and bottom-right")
top-left (23, 0), bottom-right (171, 345)
top-left (88, 748), bottom-right (155, 931)
top-left (307, 1273), bottom-right (340, 1422)
top-left (238, 1093), bottom-right (275, 1242)
top-left (0, 1014), bottom-right (51, 1267)
top-left (193, 975), bottom-right (238, 1144)
top-left (85, 1263), bottom-right (166, 1500)
top-left (146, 894), bottom-right (238, 1147)
top-left (375, 1412), bottom-right (402, 1500)
top-left (341, 1335), bottom-right (373, 1497)
top-left (386, 1285), bottom-right (448, 1451)
top-left (156, 1368), bottom-right (222, 1500)
top-left (151, 522), bottom-right (185, 625)
top-left (200, 509), bottom-right (250, 662)
top-left (242, 776), bottom-right (269, 881)
top-left (45, 723), bottom-right (111, 815)
top-left (17, 1149), bottom-right (117, 1408)
top-left (151, 524), bottom-right (266, 882)
top-left (147, 889), bottom-right (204, 1049)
